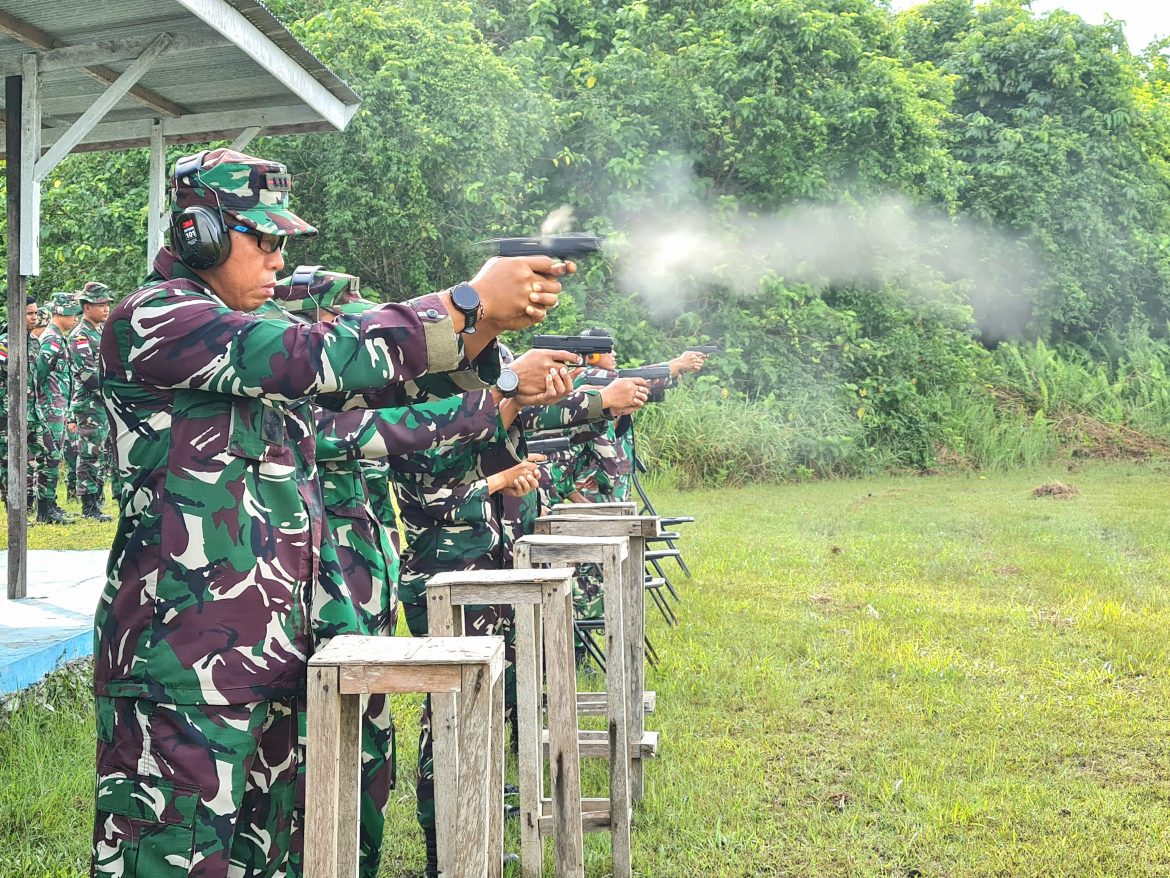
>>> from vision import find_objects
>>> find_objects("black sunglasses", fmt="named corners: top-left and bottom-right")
top-left (230, 222), bottom-right (287, 254)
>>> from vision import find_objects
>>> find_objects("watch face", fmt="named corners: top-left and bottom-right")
top-left (451, 282), bottom-right (480, 312)
top-left (498, 368), bottom-right (520, 393)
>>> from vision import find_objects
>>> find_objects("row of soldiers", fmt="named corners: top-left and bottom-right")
top-left (265, 269), bottom-right (703, 876)
top-left (0, 283), bottom-right (115, 523)
top-left (88, 147), bottom-right (704, 878)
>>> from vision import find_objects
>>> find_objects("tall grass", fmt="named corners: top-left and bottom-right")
top-left (640, 339), bottom-right (1170, 486)
top-left (635, 383), bottom-right (879, 487)
top-left (994, 338), bottom-right (1170, 440)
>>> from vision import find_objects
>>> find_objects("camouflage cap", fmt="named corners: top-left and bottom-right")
top-left (171, 147), bottom-right (317, 238)
top-left (274, 267), bottom-right (372, 315)
top-left (35, 306), bottom-right (50, 328)
top-left (78, 281), bottom-right (112, 304)
top-left (50, 291), bottom-right (82, 317)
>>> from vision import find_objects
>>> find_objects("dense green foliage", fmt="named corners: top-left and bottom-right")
top-left (6, 0), bottom-right (1170, 479)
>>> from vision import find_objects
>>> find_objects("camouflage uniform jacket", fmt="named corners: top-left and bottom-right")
top-left (68, 318), bottom-right (106, 417)
top-left (0, 330), bottom-right (42, 422)
top-left (35, 322), bottom-right (71, 424)
top-left (94, 248), bottom-right (467, 705)
top-left (395, 386), bottom-right (605, 597)
top-left (569, 367), bottom-right (629, 498)
top-left (314, 392), bottom-right (502, 634)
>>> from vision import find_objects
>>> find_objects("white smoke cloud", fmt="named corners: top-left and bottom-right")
top-left (609, 158), bottom-right (1046, 341)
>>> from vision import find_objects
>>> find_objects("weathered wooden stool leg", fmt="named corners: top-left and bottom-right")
top-left (624, 538), bottom-right (646, 804)
top-left (338, 692), bottom-right (363, 877)
top-left (489, 652), bottom-right (506, 878)
top-left (542, 579), bottom-right (585, 878)
top-left (306, 664), bottom-right (343, 878)
top-left (514, 598), bottom-right (545, 878)
top-left (455, 662), bottom-right (494, 878)
top-left (603, 549), bottom-right (633, 877)
top-left (432, 688), bottom-right (460, 876)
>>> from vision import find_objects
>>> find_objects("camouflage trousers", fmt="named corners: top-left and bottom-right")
top-left (73, 409), bottom-right (111, 497)
top-left (312, 508), bottom-right (400, 878)
top-left (573, 563), bottom-right (605, 624)
top-left (92, 695), bottom-right (302, 878)
top-left (39, 416), bottom-right (66, 502)
top-left (65, 424), bottom-right (79, 494)
top-left (403, 596), bottom-right (516, 830)
top-left (0, 415), bottom-right (46, 503)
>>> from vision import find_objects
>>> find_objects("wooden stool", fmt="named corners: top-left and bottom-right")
top-left (306, 635), bottom-right (505, 878)
top-left (551, 501), bottom-right (637, 516)
top-left (426, 568), bottom-right (583, 878)
top-left (534, 515), bottom-right (661, 804)
top-left (512, 535), bottom-right (633, 878)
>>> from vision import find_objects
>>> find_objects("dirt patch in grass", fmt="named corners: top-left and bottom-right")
top-left (1032, 481), bottom-right (1079, 498)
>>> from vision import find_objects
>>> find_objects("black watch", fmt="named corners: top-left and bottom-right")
top-left (450, 282), bottom-right (482, 335)
top-left (496, 367), bottom-right (520, 399)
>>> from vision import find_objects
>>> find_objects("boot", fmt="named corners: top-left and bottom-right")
top-left (423, 826), bottom-right (438, 878)
top-left (50, 500), bottom-right (78, 522)
top-left (37, 497), bottom-right (71, 525)
top-left (81, 494), bottom-right (112, 522)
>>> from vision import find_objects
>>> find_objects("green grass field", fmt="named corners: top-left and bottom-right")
top-left (2, 461), bottom-right (1169, 877)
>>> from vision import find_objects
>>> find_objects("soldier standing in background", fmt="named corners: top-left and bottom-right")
top-left (0, 295), bottom-right (41, 509)
top-left (69, 281), bottom-right (114, 521)
top-left (34, 292), bottom-right (80, 524)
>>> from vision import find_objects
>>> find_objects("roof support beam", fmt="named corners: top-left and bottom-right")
top-left (175, 0), bottom-right (358, 131)
top-left (0, 10), bottom-right (185, 117)
top-left (34, 34), bottom-right (171, 184)
top-left (229, 126), bottom-right (262, 153)
top-left (0, 33), bottom-right (233, 77)
top-left (33, 104), bottom-right (324, 152)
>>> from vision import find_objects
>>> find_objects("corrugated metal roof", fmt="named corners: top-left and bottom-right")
top-left (0, 0), bottom-right (360, 154)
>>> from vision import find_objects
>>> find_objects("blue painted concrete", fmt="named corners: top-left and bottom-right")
top-left (0, 550), bottom-right (108, 695)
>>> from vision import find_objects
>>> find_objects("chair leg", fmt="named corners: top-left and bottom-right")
top-left (643, 635), bottom-right (660, 669)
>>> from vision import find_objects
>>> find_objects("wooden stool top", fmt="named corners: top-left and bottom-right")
top-left (514, 534), bottom-right (629, 564)
top-left (535, 515), bottom-right (660, 538)
top-left (551, 501), bottom-right (636, 515)
top-left (428, 567), bottom-right (575, 606)
top-left (309, 635), bottom-right (504, 695)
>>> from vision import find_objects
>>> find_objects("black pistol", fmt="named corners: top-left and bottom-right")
top-left (686, 344), bottom-right (720, 354)
top-left (583, 366), bottom-right (671, 403)
top-left (480, 233), bottom-right (603, 259)
top-left (526, 436), bottom-right (571, 455)
top-left (532, 334), bottom-right (614, 365)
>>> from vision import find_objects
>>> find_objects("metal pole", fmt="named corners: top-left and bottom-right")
top-left (6, 73), bottom-right (28, 600)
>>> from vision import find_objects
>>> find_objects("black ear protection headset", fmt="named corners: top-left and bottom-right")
top-left (169, 151), bottom-right (233, 270)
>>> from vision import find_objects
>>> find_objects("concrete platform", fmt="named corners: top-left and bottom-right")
top-left (0, 550), bottom-right (108, 695)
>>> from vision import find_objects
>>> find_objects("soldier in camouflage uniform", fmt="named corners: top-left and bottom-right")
top-left (275, 269), bottom-right (511, 878)
top-left (34, 291), bottom-right (80, 523)
top-left (91, 147), bottom-right (571, 878)
top-left (396, 353), bottom-right (652, 874)
top-left (0, 295), bottom-right (43, 509)
top-left (69, 281), bottom-right (114, 521)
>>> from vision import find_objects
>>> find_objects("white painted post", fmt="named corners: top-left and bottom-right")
top-left (147, 119), bottom-right (165, 268)
top-left (19, 53), bottom-right (40, 277)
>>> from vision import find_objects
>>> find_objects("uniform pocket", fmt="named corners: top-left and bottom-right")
top-left (229, 398), bottom-right (293, 466)
top-left (93, 771), bottom-right (199, 877)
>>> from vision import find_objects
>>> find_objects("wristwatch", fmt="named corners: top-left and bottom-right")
top-left (496, 367), bottom-right (520, 399)
top-left (449, 282), bottom-right (482, 334)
